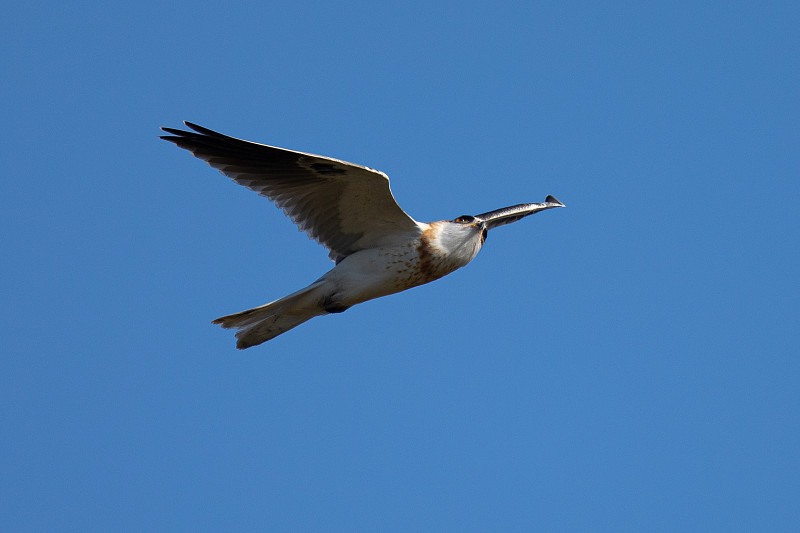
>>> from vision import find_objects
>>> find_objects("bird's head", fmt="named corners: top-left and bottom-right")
top-left (432, 195), bottom-right (565, 267)
top-left (450, 214), bottom-right (489, 244)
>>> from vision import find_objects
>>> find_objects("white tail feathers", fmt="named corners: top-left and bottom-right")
top-left (212, 281), bottom-right (326, 349)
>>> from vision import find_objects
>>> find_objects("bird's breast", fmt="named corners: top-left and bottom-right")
top-left (324, 223), bottom-right (482, 307)
top-left (376, 223), bottom-right (478, 289)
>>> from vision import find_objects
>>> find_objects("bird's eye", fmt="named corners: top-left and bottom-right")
top-left (455, 215), bottom-right (475, 223)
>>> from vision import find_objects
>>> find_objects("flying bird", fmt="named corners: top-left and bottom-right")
top-left (161, 122), bottom-right (565, 349)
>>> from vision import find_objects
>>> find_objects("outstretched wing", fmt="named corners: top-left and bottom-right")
top-left (160, 122), bottom-right (420, 262)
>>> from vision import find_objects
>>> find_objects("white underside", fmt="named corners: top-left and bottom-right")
top-left (220, 222), bottom-right (484, 348)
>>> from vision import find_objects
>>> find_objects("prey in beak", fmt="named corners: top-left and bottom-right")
top-left (475, 195), bottom-right (565, 230)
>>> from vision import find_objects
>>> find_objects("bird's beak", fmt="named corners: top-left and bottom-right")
top-left (476, 195), bottom-right (565, 230)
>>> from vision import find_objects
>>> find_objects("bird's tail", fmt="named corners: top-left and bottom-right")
top-left (213, 280), bottom-right (326, 349)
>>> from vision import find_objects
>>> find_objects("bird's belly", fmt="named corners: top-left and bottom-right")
top-left (324, 243), bottom-right (466, 307)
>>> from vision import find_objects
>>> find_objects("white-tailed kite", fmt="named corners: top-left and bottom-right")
top-left (161, 122), bottom-right (564, 348)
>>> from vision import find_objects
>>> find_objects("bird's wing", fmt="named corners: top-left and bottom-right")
top-left (161, 122), bottom-right (420, 262)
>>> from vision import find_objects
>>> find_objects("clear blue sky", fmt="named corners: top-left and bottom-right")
top-left (3, 1), bottom-right (798, 531)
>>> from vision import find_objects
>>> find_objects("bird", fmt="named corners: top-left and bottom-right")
top-left (160, 122), bottom-right (565, 349)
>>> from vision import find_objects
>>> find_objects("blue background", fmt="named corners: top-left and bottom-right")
top-left (3, 1), bottom-right (798, 531)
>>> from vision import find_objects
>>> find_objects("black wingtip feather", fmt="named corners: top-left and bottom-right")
top-left (160, 126), bottom-right (186, 136)
top-left (160, 122), bottom-right (226, 139)
top-left (183, 121), bottom-right (233, 140)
